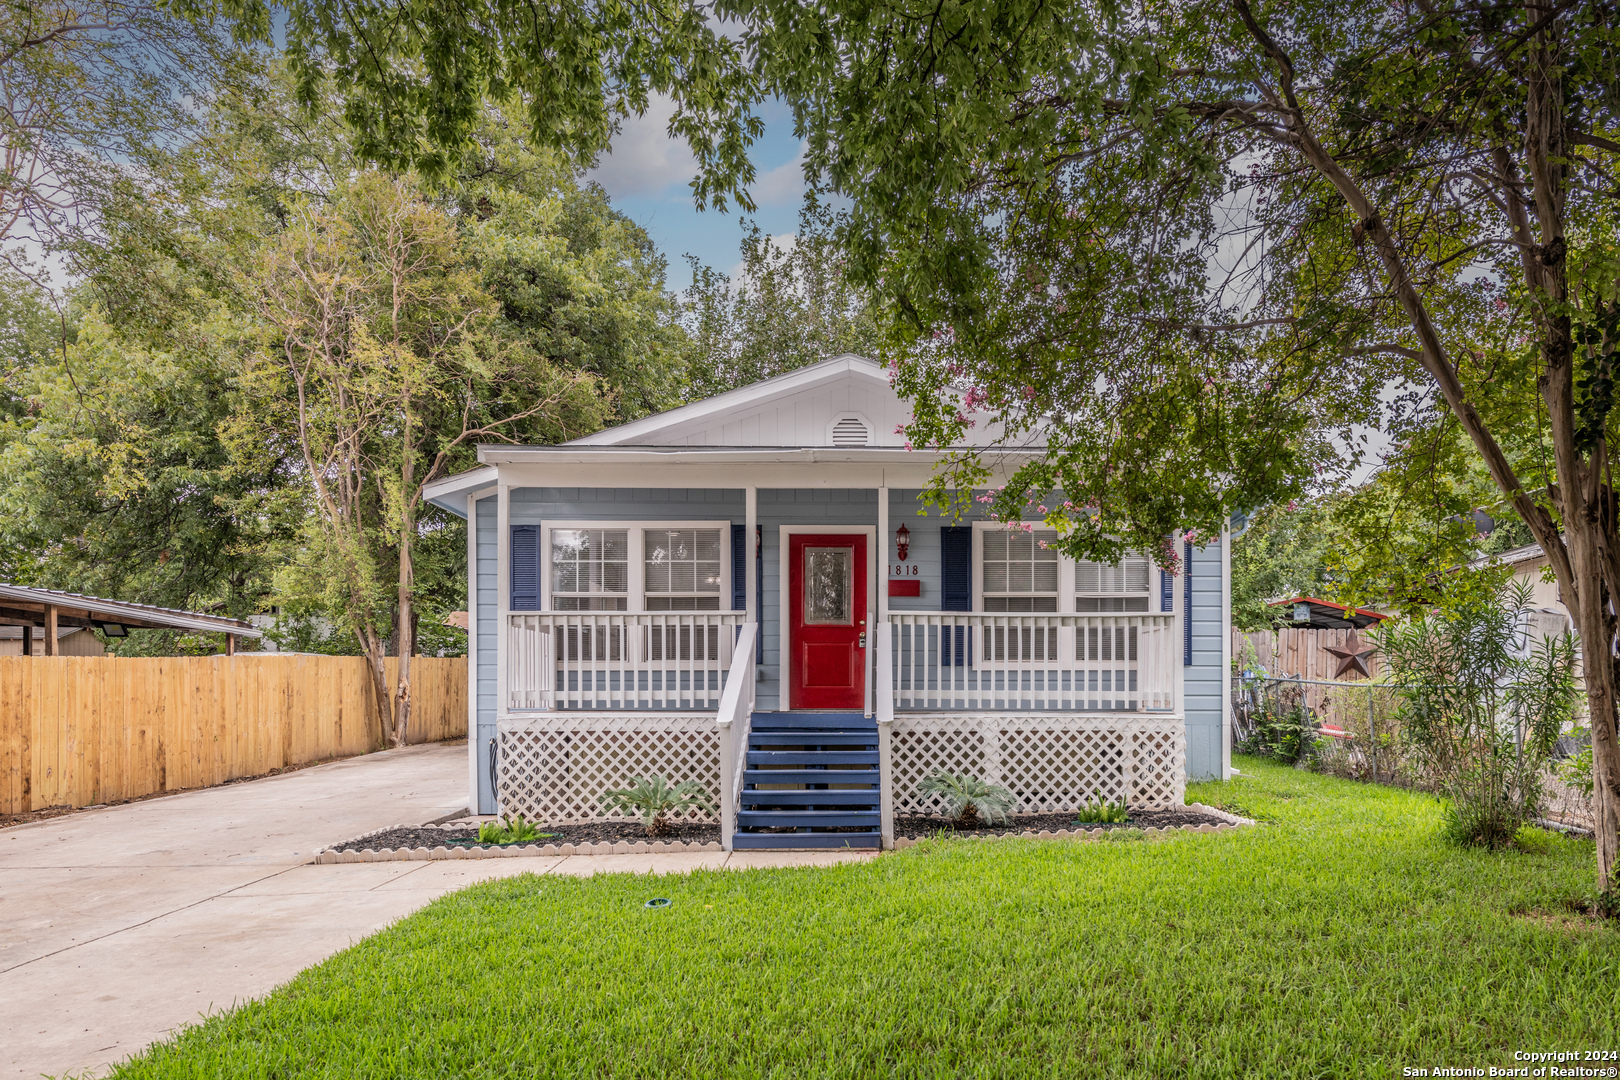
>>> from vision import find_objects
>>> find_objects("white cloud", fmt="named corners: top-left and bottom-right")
top-left (587, 94), bottom-right (697, 199)
top-left (750, 140), bottom-right (807, 207)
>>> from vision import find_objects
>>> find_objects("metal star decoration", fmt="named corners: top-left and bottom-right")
top-left (1325, 632), bottom-right (1377, 680)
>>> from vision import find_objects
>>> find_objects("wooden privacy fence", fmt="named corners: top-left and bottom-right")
top-left (1232, 627), bottom-right (1383, 683)
top-left (0, 655), bottom-right (466, 815)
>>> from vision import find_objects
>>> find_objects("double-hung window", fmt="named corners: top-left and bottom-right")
top-left (550, 529), bottom-right (629, 611)
top-left (981, 529), bottom-right (1060, 612)
top-left (643, 529), bottom-right (722, 611)
top-left (981, 528), bottom-right (1060, 662)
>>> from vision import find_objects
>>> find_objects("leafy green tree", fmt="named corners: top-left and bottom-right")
top-left (3, 65), bottom-right (689, 671)
top-left (454, 113), bottom-right (690, 421)
top-left (194, 0), bottom-right (763, 207)
top-left (681, 202), bottom-right (882, 399)
top-left (238, 173), bottom-right (608, 744)
top-left (0, 0), bottom-right (242, 279)
top-left (709, 0), bottom-right (1620, 893)
top-left (0, 303), bottom-right (290, 617)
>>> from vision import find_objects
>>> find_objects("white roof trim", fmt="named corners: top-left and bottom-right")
top-left (566, 354), bottom-right (890, 446)
top-left (423, 466), bottom-right (499, 518)
top-left (476, 445), bottom-right (1033, 466)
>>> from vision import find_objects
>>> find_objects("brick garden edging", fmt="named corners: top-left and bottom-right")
top-left (312, 804), bottom-right (1255, 863)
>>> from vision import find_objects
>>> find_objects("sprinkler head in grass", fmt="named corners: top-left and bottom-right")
top-left (645, 897), bottom-right (672, 909)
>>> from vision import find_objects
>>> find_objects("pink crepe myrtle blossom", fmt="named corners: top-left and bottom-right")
top-left (1021, 385), bottom-right (1036, 401)
top-left (1037, 505), bottom-right (1048, 514)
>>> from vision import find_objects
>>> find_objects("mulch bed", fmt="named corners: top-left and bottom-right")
top-left (895, 806), bottom-right (1225, 839)
top-left (331, 820), bottom-right (721, 852)
top-left (332, 807), bottom-right (1227, 852)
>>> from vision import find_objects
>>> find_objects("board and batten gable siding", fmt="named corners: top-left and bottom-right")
top-left (640, 380), bottom-right (911, 446)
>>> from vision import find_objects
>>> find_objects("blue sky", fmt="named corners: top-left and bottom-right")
top-left (586, 98), bottom-right (808, 292)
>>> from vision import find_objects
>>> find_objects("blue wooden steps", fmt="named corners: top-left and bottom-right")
top-left (732, 710), bottom-right (882, 851)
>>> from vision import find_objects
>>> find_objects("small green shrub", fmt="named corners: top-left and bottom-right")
top-left (1074, 795), bottom-right (1129, 824)
top-left (600, 777), bottom-right (714, 836)
top-left (477, 815), bottom-right (545, 844)
top-left (917, 771), bottom-right (1016, 826)
top-left (1381, 575), bottom-right (1578, 849)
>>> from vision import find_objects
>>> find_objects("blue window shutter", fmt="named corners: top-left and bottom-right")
top-left (511, 525), bottom-right (540, 610)
top-left (1183, 540), bottom-right (1193, 666)
top-left (1161, 566), bottom-right (1174, 613)
top-left (940, 527), bottom-right (972, 611)
top-left (731, 523), bottom-right (746, 611)
top-left (941, 526), bottom-right (972, 666)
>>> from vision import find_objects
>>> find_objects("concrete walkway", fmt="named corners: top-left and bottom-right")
top-left (0, 742), bottom-right (874, 1080)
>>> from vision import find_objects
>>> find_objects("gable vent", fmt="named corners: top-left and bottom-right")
top-left (830, 416), bottom-right (871, 446)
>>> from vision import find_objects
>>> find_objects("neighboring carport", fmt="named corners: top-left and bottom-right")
top-left (0, 583), bottom-right (260, 655)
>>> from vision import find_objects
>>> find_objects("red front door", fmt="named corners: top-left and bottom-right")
top-left (788, 533), bottom-right (868, 710)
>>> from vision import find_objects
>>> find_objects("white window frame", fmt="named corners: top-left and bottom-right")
top-left (971, 521), bottom-right (1073, 614)
top-left (539, 519), bottom-right (733, 614)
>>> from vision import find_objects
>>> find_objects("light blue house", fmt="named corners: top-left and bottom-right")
top-left (425, 355), bottom-right (1232, 849)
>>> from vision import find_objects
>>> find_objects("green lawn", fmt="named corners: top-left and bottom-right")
top-left (113, 758), bottom-right (1618, 1079)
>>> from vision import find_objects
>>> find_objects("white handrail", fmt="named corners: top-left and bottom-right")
top-left (875, 620), bottom-right (895, 849)
top-left (885, 612), bottom-right (1177, 713)
top-left (716, 622), bottom-right (757, 851)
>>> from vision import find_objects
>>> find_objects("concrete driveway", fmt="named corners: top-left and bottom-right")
top-left (1, 741), bottom-right (872, 1079)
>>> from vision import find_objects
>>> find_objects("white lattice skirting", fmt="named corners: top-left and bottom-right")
top-left (497, 715), bottom-right (721, 824)
top-left (890, 714), bottom-right (1186, 814)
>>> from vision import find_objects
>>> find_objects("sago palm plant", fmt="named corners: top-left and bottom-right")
top-left (600, 776), bottom-right (715, 836)
top-left (917, 770), bottom-right (1016, 827)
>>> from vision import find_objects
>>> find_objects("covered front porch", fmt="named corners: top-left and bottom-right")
top-left (448, 450), bottom-right (1205, 850)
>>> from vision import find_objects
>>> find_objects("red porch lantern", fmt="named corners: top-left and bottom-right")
top-left (895, 522), bottom-right (911, 562)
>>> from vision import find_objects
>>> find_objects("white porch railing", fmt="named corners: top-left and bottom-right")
top-left (886, 613), bottom-right (1177, 712)
top-left (508, 612), bottom-right (748, 712)
top-left (716, 623), bottom-right (757, 851)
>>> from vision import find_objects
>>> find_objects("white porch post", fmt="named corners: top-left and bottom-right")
top-left (745, 485), bottom-right (757, 679)
top-left (493, 482), bottom-right (510, 816)
top-left (874, 485), bottom-right (888, 717)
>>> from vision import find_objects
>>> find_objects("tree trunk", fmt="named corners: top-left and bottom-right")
top-left (394, 543), bottom-right (414, 749)
top-left (393, 457), bottom-right (416, 749)
top-left (358, 625), bottom-right (393, 749)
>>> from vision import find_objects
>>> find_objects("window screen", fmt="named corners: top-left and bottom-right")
top-left (550, 529), bottom-right (628, 610)
top-left (644, 528), bottom-right (723, 611)
top-left (982, 529), bottom-right (1059, 612)
top-left (1075, 557), bottom-right (1152, 612)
